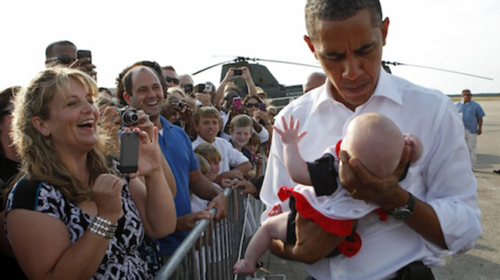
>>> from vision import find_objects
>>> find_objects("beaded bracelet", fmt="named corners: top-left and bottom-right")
top-left (89, 216), bottom-right (118, 239)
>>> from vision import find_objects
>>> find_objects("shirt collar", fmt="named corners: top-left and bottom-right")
top-left (160, 116), bottom-right (174, 131)
top-left (372, 68), bottom-right (403, 106)
top-left (194, 135), bottom-right (211, 145)
top-left (310, 68), bottom-right (403, 113)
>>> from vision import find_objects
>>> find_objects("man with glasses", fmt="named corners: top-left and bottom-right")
top-left (179, 74), bottom-right (195, 96)
top-left (44, 40), bottom-right (97, 79)
top-left (162, 65), bottom-right (180, 88)
top-left (455, 89), bottom-right (486, 170)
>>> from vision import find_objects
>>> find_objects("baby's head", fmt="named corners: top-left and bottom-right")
top-left (341, 113), bottom-right (404, 177)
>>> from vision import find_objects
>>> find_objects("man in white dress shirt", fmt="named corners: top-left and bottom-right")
top-left (260, 1), bottom-right (482, 279)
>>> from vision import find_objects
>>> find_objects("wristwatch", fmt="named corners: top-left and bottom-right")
top-left (390, 192), bottom-right (415, 221)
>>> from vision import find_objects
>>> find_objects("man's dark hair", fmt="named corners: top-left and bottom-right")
top-left (161, 65), bottom-right (176, 72)
top-left (305, 0), bottom-right (382, 40)
top-left (115, 61), bottom-right (167, 106)
top-left (45, 40), bottom-right (76, 59)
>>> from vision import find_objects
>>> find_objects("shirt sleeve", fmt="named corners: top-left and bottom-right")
top-left (423, 99), bottom-right (482, 255)
top-left (306, 153), bottom-right (338, 196)
top-left (256, 123), bottom-right (269, 144)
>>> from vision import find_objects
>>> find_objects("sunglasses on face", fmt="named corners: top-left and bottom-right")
top-left (0, 108), bottom-right (13, 116)
top-left (245, 103), bottom-right (261, 108)
top-left (165, 76), bottom-right (180, 85)
top-left (47, 55), bottom-right (76, 65)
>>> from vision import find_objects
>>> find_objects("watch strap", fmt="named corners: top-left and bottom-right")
top-left (390, 192), bottom-right (416, 221)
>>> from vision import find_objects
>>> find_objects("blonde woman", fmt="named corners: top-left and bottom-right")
top-left (5, 68), bottom-right (176, 279)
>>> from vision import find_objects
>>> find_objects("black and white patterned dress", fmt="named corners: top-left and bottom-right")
top-left (5, 178), bottom-right (151, 279)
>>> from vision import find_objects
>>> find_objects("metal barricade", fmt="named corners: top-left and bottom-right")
top-left (154, 187), bottom-right (260, 280)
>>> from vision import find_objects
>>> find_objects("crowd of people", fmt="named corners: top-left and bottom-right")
top-left (0, 37), bottom-right (283, 279)
top-left (0, 0), bottom-right (484, 280)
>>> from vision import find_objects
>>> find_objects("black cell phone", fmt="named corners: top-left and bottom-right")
top-left (233, 69), bottom-right (242, 76)
top-left (77, 50), bottom-right (92, 65)
top-left (196, 84), bottom-right (206, 93)
top-left (118, 132), bottom-right (139, 174)
top-left (259, 103), bottom-right (267, 112)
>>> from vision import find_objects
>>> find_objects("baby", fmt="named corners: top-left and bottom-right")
top-left (234, 112), bottom-right (423, 274)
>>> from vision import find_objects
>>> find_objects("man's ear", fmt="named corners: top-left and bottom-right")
top-left (32, 116), bottom-right (51, 137)
top-left (193, 123), bottom-right (200, 133)
top-left (123, 92), bottom-right (131, 104)
top-left (381, 17), bottom-right (390, 46)
top-left (304, 35), bottom-right (318, 60)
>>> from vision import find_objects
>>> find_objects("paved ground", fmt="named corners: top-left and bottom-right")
top-left (253, 99), bottom-right (500, 280)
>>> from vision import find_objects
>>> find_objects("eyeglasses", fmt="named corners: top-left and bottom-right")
top-left (464, 94), bottom-right (472, 96)
top-left (0, 108), bottom-right (13, 116)
top-left (47, 55), bottom-right (76, 65)
top-left (245, 103), bottom-right (261, 108)
top-left (165, 76), bottom-right (180, 85)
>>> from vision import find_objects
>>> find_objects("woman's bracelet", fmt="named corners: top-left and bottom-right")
top-left (89, 215), bottom-right (118, 239)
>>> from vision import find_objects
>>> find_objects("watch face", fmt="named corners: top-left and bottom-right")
top-left (392, 209), bottom-right (412, 221)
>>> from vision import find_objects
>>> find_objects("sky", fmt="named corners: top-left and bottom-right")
top-left (1, 0), bottom-right (499, 96)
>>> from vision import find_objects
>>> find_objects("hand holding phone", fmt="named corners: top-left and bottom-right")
top-left (77, 50), bottom-right (92, 65)
top-left (233, 69), bottom-right (243, 76)
top-left (118, 132), bottom-right (139, 174)
top-left (196, 84), bottom-right (206, 93)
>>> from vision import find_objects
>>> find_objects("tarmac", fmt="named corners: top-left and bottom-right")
top-left (252, 99), bottom-right (500, 280)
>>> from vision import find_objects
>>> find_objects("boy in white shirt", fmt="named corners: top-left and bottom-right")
top-left (191, 107), bottom-right (252, 183)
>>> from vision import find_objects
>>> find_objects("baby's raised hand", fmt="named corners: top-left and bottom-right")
top-left (274, 115), bottom-right (307, 145)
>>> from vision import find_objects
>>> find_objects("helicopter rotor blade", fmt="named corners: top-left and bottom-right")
top-left (192, 60), bottom-right (234, 75)
top-left (253, 58), bottom-right (321, 69)
top-left (383, 61), bottom-right (493, 81)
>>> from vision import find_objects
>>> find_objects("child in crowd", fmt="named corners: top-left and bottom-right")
top-left (191, 107), bottom-right (252, 183)
top-left (234, 112), bottom-right (423, 274)
top-left (193, 145), bottom-right (240, 278)
top-left (229, 115), bottom-right (263, 180)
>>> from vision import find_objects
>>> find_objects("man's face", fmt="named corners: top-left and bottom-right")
top-left (304, 9), bottom-right (388, 111)
top-left (462, 91), bottom-right (472, 103)
top-left (163, 69), bottom-right (180, 88)
top-left (125, 68), bottom-right (164, 121)
top-left (45, 44), bottom-right (77, 67)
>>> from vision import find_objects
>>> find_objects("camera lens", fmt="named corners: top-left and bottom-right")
top-left (120, 109), bottom-right (139, 127)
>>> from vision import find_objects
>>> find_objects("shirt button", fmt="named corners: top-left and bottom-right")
top-left (335, 267), bottom-right (341, 274)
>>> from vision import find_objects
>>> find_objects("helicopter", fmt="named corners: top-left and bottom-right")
top-left (192, 56), bottom-right (493, 110)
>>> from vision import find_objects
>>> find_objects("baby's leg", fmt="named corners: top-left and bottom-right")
top-left (234, 212), bottom-right (289, 274)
